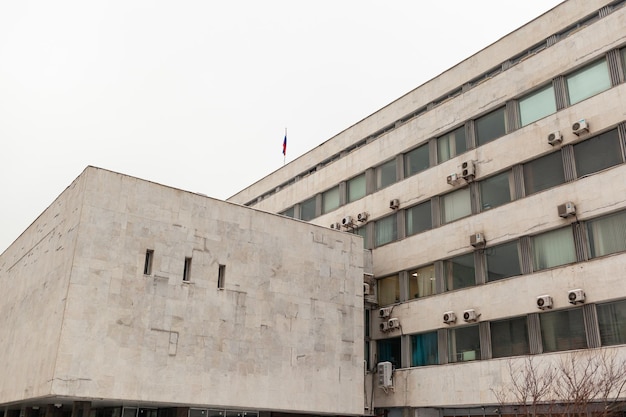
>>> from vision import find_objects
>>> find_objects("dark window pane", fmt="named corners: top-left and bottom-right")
top-left (574, 129), bottom-right (622, 177)
top-left (597, 299), bottom-right (626, 346)
top-left (476, 107), bottom-right (506, 146)
top-left (523, 152), bottom-right (565, 195)
top-left (347, 174), bottom-right (366, 202)
top-left (491, 317), bottom-right (529, 358)
top-left (406, 201), bottom-right (432, 236)
top-left (444, 253), bottom-right (475, 291)
top-left (587, 210), bottom-right (626, 258)
top-left (375, 215), bottom-right (397, 247)
top-left (480, 171), bottom-right (511, 211)
top-left (448, 325), bottom-right (480, 362)
top-left (486, 241), bottom-right (521, 281)
top-left (378, 337), bottom-right (402, 368)
top-left (411, 331), bottom-right (439, 366)
top-left (540, 308), bottom-right (587, 353)
top-left (405, 144), bottom-right (430, 177)
top-left (377, 159), bottom-right (397, 190)
top-left (300, 196), bottom-right (317, 221)
top-left (281, 206), bottom-right (295, 218)
top-left (438, 126), bottom-right (467, 163)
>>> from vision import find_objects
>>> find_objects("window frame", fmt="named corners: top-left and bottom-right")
top-left (566, 58), bottom-right (612, 105)
top-left (475, 107), bottom-right (507, 146)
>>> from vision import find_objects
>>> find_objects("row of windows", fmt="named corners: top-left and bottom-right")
top-left (376, 208), bottom-right (626, 305)
top-left (280, 48), bottom-right (626, 222)
top-left (143, 249), bottom-right (226, 288)
top-left (375, 299), bottom-right (626, 369)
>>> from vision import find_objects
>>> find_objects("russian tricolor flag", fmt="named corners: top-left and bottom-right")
top-left (282, 134), bottom-right (287, 156)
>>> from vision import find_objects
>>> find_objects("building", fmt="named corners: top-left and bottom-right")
top-left (228, 0), bottom-right (626, 415)
top-left (0, 167), bottom-right (366, 417)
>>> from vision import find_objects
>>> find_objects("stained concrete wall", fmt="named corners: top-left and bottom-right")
top-left (0, 167), bottom-right (365, 415)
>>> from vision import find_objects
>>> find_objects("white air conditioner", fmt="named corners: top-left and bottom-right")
top-left (536, 295), bottom-right (553, 310)
top-left (447, 173), bottom-right (459, 186)
top-left (363, 283), bottom-right (370, 295)
top-left (341, 216), bottom-right (353, 227)
top-left (463, 309), bottom-right (478, 322)
top-left (388, 318), bottom-right (400, 330)
top-left (547, 131), bottom-right (563, 146)
top-left (389, 199), bottom-right (400, 210)
top-left (357, 212), bottom-right (369, 222)
top-left (443, 311), bottom-right (456, 324)
top-left (379, 321), bottom-right (390, 332)
top-left (558, 202), bottom-right (576, 218)
top-left (377, 361), bottom-right (393, 388)
top-left (461, 160), bottom-right (475, 181)
top-left (572, 119), bottom-right (589, 136)
top-left (330, 222), bottom-right (341, 229)
top-left (379, 307), bottom-right (392, 318)
top-left (470, 232), bottom-right (486, 248)
top-left (568, 289), bottom-right (585, 304)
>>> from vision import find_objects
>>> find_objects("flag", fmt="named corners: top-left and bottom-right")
top-left (282, 135), bottom-right (287, 156)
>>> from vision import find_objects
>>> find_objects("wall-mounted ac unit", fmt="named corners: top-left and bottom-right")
top-left (379, 307), bottom-right (392, 318)
top-left (572, 119), bottom-right (589, 136)
top-left (461, 160), bottom-right (475, 181)
top-left (447, 173), bottom-right (460, 186)
top-left (388, 318), bottom-right (400, 330)
top-left (389, 199), bottom-right (400, 210)
top-left (548, 131), bottom-right (563, 146)
top-left (363, 283), bottom-right (370, 295)
top-left (536, 295), bottom-right (553, 310)
top-left (443, 311), bottom-right (456, 324)
top-left (330, 222), bottom-right (341, 229)
top-left (341, 216), bottom-right (353, 227)
top-left (463, 309), bottom-right (478, 322)
top-left (357, 212), bottom-right (369, 222)
top-left (377, 361), bottom-right (393, 388)
top-left (568, 289), bottom-right (585, 304)
top-left (470, 232), bottom-right (486, 248)
top-left (379, 321), bottom-right (390, 332)
top-left (558, 202), bottom-right (576, 218)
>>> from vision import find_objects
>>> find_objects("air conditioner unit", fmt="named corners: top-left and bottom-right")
top-left (389, 199), bottom-right (400, 210)
top-left (330, 222), bottom-right (341, 229)
top-left (558, 202), bottom-right (576, 218)
top-left (341, 216), bottom-right (353, 227)
top-left (357, 212), bottom-right (369, 222)
top-left (568, 289), bottom-right (585, 304)
top-left (388, 318), bottom-right (400, 330)
top-left (470, 232), bottom-right (486, 248)
top-left (536, 295), bottom-right (553, 310)
top-left (447, 173), bottom-right (460, 186)
top-left (363, 283), bottom-right (370, 295)
top-left (572, 119), bottom-right (589, 136)
top-left (379, 307), bottom-right (392, 318)
top-left (377, 361), bottom-right (393, 388)
top-left (547, 131), bottom-right (563, 146)
top-left (463, 309), bottom-right (478, 322)
top-left (461, 160), bottom-right (475, 181)
top-left (379, 321), bottom-right (390, 332)
top-left (443, 311), bottom-right (456, 324)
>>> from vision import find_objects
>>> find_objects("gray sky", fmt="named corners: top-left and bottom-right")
top-left (0, 0), bottom-right (563, 253)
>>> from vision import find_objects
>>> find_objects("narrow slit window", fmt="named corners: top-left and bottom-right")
top-left (183, 257), bottom-right (192, 282)
top-left (218, 264), bottom-right (226, 289)
top-left (143, 250), bottom-right (154, 275)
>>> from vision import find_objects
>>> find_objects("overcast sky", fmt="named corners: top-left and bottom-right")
top-left (0, 0), bottom-right (564, 253)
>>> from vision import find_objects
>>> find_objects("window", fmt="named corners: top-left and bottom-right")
top-left (183, 257), bottom-right (192, 282)
top-left (378, 337), bottom-right (402, 369)
top-left (486, 241), bottom-right (521, 282)
top-left (587, 210), bottom-right (626, 258)
top-left (574, 129), bottom-right (622, 178)
top-left (532, 227), bottom-right (576, 271)
top-left (353, 225), bottom-right (368, 248)
top-left (448, 325), bottom-right (480, 362)
top-left (408, 264), bottom-right (435, 299)
top-left (375, 214), bottom-right (397, 247)
top-left (217, 264), bottom-right (226, 289)
top-left (404, 144), bottom-right (430, 177)
top-left (378, 274), bottom-right (400, 306)
top-left (475, 107), bottom-right (506, 146)
top-left (300, 196), bottom-right (316, 221)
top-left (566, 59), bottom-right (611, 105)
top-left (597, 299), bottom-right (626, 346)
top-left (441, 187), bottom-right (471, 224)
top-left (491, 317), bottom-right (529, 358)
top-left (437, 126), bottom-right (467, 163)
top-left (347, 174), bottom-right (366, 203)
top-left (143, 249), bottom-right (154, 275)
top-left (280, 206), bottom-right (295, 218)
top-left (622, 48), bottom-right (626, 77)
top-left (410, 331), bottom-right (439, 366)
top-left (480, 171), bottom-right (512, 211)
top-left (523, 152), bottom-right (565, 195)
top-left (376, 159), bottom-right (397, 190)
top-left (322, 186), bottom-right (340, 214)
top-left (405, 201), bottom-right (432, 236)
top-left (519, 84), bottom-right (557, 126)
top-left (540, 308), bottom-right (587, 353)
top-left (444, 253), bottom-right (475, 291)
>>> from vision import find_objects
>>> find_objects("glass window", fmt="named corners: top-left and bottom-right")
top-left (622, 48), bottom-right (626, 77)
top-left (532, 227), bottom-right (576, 271)
top-left (523, 152), bottom-right (565, 195)
top-left (444, 253), bottom-right (475, 291)
top-left (587, 210), bottom-right (626, 258)
top-left (519, 84), bottom-right (557, 126)
top-left (574, 129), bottom-right (622, 178)
top-left (486, 241), bottom-right (521, 282)
top-left (566, 59), bottom-right (612, 105)
top-left (378, 274), bottom-right (400, 306)
top-left (378, 337), bottom-right (402, 369)
top-left (347, 173), bottom-right (366, 203)
top-left (480, 171), bottom-right (512, 211)
top-left (441, 187), bottom-right (471, 224)
top-left (448, 325), bottom-right (480, 362)
top-left (376, 159), bottom-right (397, 190)
top-left (375, 214), bottom-right (397, 247)
top-left (280, 206), bottom-right (295, 218)
top-left (322, 186), bottom-right (340, 214)
top-left (406, 201), bottom-right (432, 236)
top-left (408, 264), bottom-right (435, 299)
top-left (475, 107), bottom-right (506, 146)
top-left (438, 126), bottom-right (467, 163)
top-left (491, 317), bottom-right (529, 358)
top-left (597, 299), bottom-right (626, 346)
top-left (405, 144), bottom-right (430, 177)
top-left (540, 308), bottom-right (587, 353)
top-left (353, 225), bottom-right (368, 248)
top-left (410, 331), bottom-right (439, 367)
top-left (300, 196), bottom-right (317, 221)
